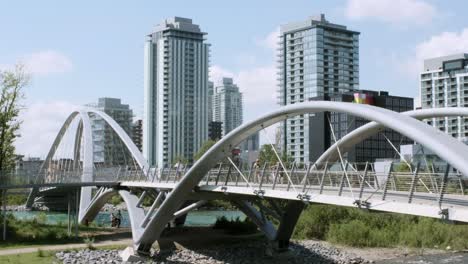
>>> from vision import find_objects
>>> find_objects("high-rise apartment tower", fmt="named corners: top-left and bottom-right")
top-left (277, 14), bottom-right (359, 163)
top-left (144, 17), bottom-right (210, 167)
top-left (420, 53), bottom-right (468, 141)
top-left (212, 77), bottom-right (243, 136)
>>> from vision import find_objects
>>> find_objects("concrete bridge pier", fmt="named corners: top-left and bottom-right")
top-left (234, 199), bottom-right (305, 253)
top-left (274, 200), bottom-right (305, 251)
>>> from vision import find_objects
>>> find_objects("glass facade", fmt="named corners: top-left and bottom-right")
top-left (144, 17), bottom-right (210, 167)
top-left (277, 14), bottom-right (360, 163)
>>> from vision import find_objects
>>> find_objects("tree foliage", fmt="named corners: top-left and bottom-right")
top-left (193, 139), bottom-right (216, 161)
top-left (257, 144), bottom-right (293, 167)
top-left (0, 65), bottom-right (28, 171)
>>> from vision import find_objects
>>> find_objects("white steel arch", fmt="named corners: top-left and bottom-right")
top-left (135, 101), bottom-right (468, 249)
top-left (27, 109), bottom-right (149, 220)
top-left (315, 107), bottom-right (468, 165)
top-left (84, 108), bottom-right (149, 172)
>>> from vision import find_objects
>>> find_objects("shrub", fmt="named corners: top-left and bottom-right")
top-left (83, 236), bottom-right (96, 250)
top-left (110, 195), bottom-right (123, 206)
top-left (34, 212), bottom-right (47, 225)
top-left (293, 204), bottom-right (468, 250)
top-left (213, 216), bottom-right (257, 235)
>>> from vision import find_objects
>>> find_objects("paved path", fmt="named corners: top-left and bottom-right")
top-left (0, 238), bottom-right (132, 256)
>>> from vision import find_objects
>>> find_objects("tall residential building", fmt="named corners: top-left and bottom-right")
top-left (208, 81), bottom-right (214, 122)
top-left (309, 90), bottom-right (413, 163)
top-left (212, 77), bottom-right (243, 136)
top-left (86, 98), bottom-right (133, 165)
top-left (208, 121), bottom-right (222, 141)
top-left (144, 17), bottom-right (210, 167)
top-left (132, 119), bottom-right (143, 152)
top-left (420, 54), bottom-right (468, 140)
top-left (277, 14), bottom-right (360, 163)
top-left (240, 133), bottom-right (260, 152)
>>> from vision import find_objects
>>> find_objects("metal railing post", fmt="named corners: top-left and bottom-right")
top-left (215, 163), bottom-right (223, 186)
top-left (382, 163), bottom-right (394, 201)
top-left (224, 164), bottom-right (233, 186)
top-left (438, 164), bottom-right (451, 208)
top-left (272, 163), bottom-right (281, 190)
top-left (408, 162), bottom-right (421, 203)
top-left (301, 163), bottom-right (312, 193)
top-left (258, 163), bottom-right (268, 190)
top-left (358, 162), bottom-right (369, 199)
top-left (338, 162), bottom-right (349, 196)
top-left (287, 162), bottom-right (296, 191)
top-left (319, 162), bottom-right (329, 194)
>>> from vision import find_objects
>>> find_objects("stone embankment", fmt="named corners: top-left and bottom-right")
top-left (56, 240), bottom-right (371, 264)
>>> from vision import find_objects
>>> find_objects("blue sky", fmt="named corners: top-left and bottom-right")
top-left (2, 0), bottom-right (468, 157)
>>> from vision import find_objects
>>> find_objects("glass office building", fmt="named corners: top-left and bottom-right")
top-left (277, 14), bottom-right (360, 163)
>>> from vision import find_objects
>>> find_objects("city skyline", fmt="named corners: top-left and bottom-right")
top-left (4, 0), bottom-right (468, 157)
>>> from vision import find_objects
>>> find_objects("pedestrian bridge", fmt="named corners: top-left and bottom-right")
top-left (3, 101), bottom-right (468, 261)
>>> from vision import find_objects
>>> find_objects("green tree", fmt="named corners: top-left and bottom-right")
top-left (258, 144), bottom-right (277, 165)
top-left (171, 155), bottom-right (188, 164)
top-left (257, 144), bottom-right (294, 167)
top-left (0, 65), bottom-right (28, 172)
top-left (193, 139), bottom-right (216, 161)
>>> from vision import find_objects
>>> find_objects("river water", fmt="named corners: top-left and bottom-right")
top-left (10, 210), bottom-right (246, 227)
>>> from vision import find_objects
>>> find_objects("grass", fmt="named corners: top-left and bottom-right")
top-left (0, 244), bottom-right (127, 264)
top-left (0, 214), bottom-right (112, 249)
top-left (293, 204), bottom-right (468, 250)
top-left (6, 194), bottom-right (28, 205)
top-left (0, 251), bottom-right (57, 264)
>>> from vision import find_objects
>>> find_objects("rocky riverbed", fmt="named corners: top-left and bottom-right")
top-left (56, 240), bottom-right (370, 264)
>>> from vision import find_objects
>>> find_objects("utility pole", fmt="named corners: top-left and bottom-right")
top-left (75, 189), bottom-right (79, 238)
top-left (3, 190), bottom-right (7, 241)
top-left (67, 192), bottom-right (71, 236)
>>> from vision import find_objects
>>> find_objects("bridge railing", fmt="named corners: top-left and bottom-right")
top-left (138, 161), bottom-right (467, 208)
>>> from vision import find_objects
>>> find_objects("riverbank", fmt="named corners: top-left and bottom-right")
top-left (1, 227), bottom-right (466, 263)
top-left (54, 239), bottom-right (468, 264)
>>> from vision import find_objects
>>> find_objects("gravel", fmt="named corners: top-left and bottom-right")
top-left (56, 240), bottom-right (371, 264)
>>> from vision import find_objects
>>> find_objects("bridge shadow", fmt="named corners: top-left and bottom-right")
top-left (152, 227), bottom-right (341, 264)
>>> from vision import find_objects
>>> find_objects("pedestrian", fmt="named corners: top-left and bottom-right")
top-left (116, 210), bottom-right (122, 228)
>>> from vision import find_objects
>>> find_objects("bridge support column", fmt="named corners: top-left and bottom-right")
top-left (274, 201), bottom-right (305, 251)
top-left (234, 200), bottom-right (305, 252)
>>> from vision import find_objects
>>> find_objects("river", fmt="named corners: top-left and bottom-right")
top-left (10, 210), bottom-right (246, 227)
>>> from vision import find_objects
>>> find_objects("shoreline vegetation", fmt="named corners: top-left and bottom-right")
top-left (2, 195), bottom-right (468, 252)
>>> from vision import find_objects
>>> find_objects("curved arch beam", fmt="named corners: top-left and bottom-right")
top-left (85, 109), bottom-right (149, 173)
top-left (78, 111), bottom-right (95, 221)
top-left (76, 187), bottom-right (146, 243)
top-left (136, 101), bottom-right (468, 248)
top-left (315, 107), bottom-right (468, 165)
top-left (79, 188), bottom-right (117, 223)
top-left (26, 112), bottom-right (80, 208)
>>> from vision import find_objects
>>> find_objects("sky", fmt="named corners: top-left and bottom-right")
top-left (2, 0), bottom-right (468, 158)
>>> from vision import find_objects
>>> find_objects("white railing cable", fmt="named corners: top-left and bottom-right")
top-left (227, 157), bottom-right (254, 190)
top-left (382, 134), bottom-right (432, 193)
top-left (327, 116), bottom-right (355, 200)
top-left (261, 126), bottom-right (299, 193)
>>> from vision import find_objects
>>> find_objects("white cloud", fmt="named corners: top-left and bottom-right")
top-left (210, 65), bottom-right (276, 105)
top-left (1, 50), bottom-right (73, 76)
top-left (254, 28), bottom-right (280, 51)
top-left (345, 0), bottom-right (435, 25)
top-left (15, 101), bottom-right (79, 158)
top-left (23, 50), bottom-right (73, 75)
top-left (402, 28), bottom-right (468, 75)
